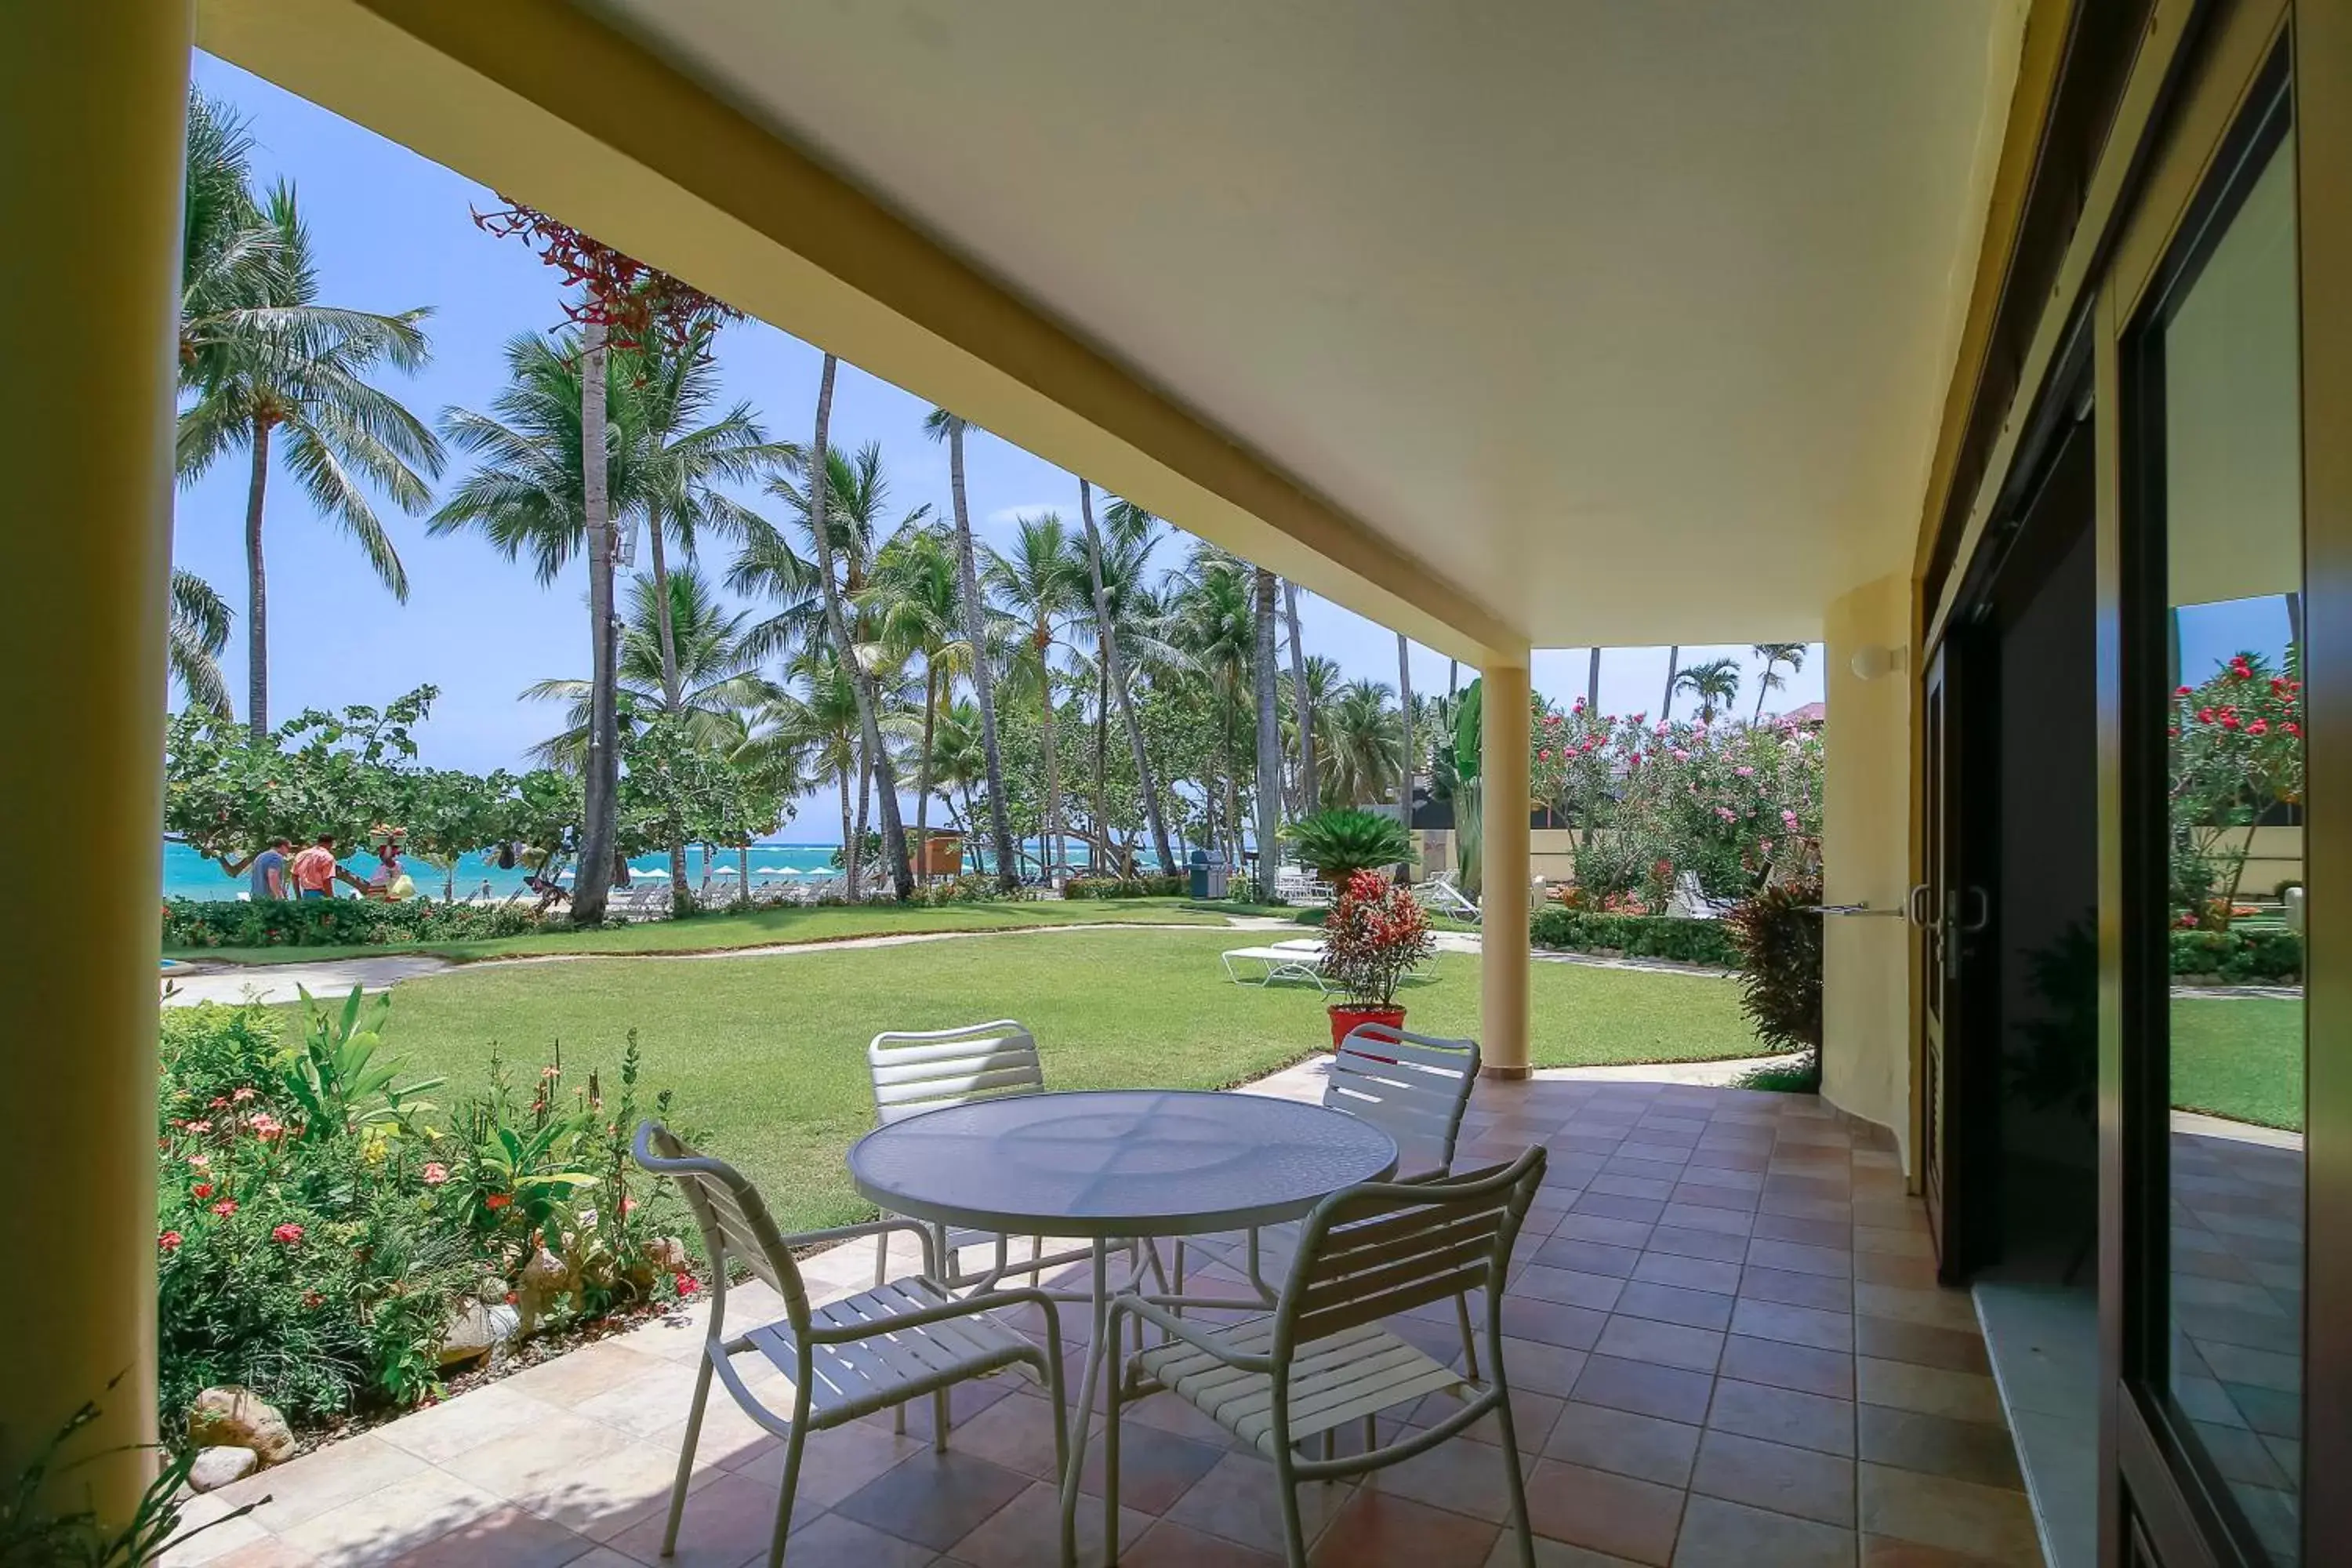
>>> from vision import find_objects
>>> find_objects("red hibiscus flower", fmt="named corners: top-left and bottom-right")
top-left (191, 1182), bottom-right (214, 1200)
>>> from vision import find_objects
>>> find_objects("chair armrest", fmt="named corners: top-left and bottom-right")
top-left (806, 1283), bottom-right (1063, 1355)
top-left (1110, 1294), bottom-right (1275, 1373)
top-left (775, 1215), bottom-right (940, 1277)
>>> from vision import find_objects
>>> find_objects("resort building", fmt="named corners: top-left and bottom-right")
top-left (7, 1), bottom-right (2344, 1563)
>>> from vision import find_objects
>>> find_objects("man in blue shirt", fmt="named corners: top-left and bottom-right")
top-left (247, 838), bottom-right (291, 900)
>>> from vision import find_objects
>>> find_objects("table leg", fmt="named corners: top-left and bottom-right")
top-left (1059, 1238), bottom-right (1112, 1548)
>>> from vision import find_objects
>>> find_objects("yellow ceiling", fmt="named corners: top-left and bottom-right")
top-left (590, 0), bottom-right (2027, 644)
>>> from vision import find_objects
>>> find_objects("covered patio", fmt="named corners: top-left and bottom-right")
top-left (163, 1068), bottom-right (2027, 1567)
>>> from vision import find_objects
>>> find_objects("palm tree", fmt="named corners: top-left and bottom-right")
top-left (176, 182), bottom-right (444, 740)
top-left (988, 513), bottom-right (1091, 881)
top-left (1251, 566), bottom-right (1283, 900)
top-left (177, 90), bottom-right (273, 390)
top-left (1324, 681), bottom-right (1403, 806)
top-left (1280, 655), bottom-right (1343, 811)
top-left (923, 408), bottom-right (1019, 891)
top-left (1283, 582), bottom-right (1316, 818)
top-left (800, 355), bottom-right (912, 898)
top-left (521, 568), bottom-right (778, 768)
top-left (1751, 642), bottom-right (1808, 720)
top-left (1396, 631), bottom-right (1415, 877)
top-left (1079, 485), bottom-right (1178, 874)
top-left (755, 647), bottom-right (863, 861)
top-left (168, 572), bottom-right (233, 715)
top-left (1660, 645), bottom-right (1680, 721)
top-left (1673, 657), bottom-right (1743, 724)
top-left (1168, 547), bottom-right (1258, 864)
top-left (862, 522), bottom-right (971, 873)
top-left (1586, 648), bottom-right (1602, 713)
top-left (922, 699), bottom-right (989, 836)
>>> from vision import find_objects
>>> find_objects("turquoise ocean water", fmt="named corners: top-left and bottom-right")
top-left (161, 836), bottom-right (1110, 901)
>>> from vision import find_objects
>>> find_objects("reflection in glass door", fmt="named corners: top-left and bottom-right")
top-left (2137, 111), bottom-right (2303, 1563)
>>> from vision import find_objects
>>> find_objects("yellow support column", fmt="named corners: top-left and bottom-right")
top-left (1480, 660), bottom-right (1532, 1078)
top-left (0, 2), bottom-right (191, 1509)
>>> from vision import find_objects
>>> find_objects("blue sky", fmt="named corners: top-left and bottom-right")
top-left (176, 53), bottom-right (1826, 841)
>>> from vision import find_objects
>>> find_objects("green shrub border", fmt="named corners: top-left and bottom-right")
top-left (1062, 874), bottom-right (1188, 900)
top-left (164, 896), bottom-right (546, 950)
top-left (2169, 926), bottom-right (2303, 982)
top-left (1530, 907), bottom-right (1742, 968)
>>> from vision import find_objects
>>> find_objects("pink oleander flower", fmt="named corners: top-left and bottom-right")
top-left (1781, 809), bottom-right (1801, 830)
top-left (158, 1230), bottom-right (183, 1252)
top-left (421, 1163), bottom-right (449, 1185)
top-left (210, 1200), bottom-right (238, 1218)
top-left (271, 1223), bottom-right (304, 1246)
top-left (232, 1087), bottom-right (256, 1103)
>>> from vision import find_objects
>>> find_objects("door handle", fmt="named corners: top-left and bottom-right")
top-left (1958, 886), bottom-right (1991, 935)
top-left (1907, 883), bottom-right (1934, 927)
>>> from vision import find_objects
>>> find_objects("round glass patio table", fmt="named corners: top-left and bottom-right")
top-left (846, 1087), bottom-right (1399, 1240)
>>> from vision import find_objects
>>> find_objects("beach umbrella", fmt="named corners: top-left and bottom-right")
top-left (712, 866), bottom-right (739, 878)
top-left (635, 867), bottom-right (670, 880)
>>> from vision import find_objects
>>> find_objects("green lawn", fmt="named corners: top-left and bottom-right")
top-left (368, 928), bottom-right (1763, 1232)
top-left (174, 896), bottom-right (1286, 966)
top-left (2172, 994), bottom-right (2304, 1131)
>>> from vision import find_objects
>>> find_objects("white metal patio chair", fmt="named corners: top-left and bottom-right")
top-left (1174, 1025), bottom-right (1486, 1372)
top-left (632, 1121), bottom-right (1072, 1568)
top-left (867, 1022), bottom-right (1101, 1298)
top-left (1094, 1148), bottom-right (1548, 1567)
top-left (1413, 868), bottom-right (1482, 924)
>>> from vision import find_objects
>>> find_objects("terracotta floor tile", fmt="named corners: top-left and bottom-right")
top-left (1594, 1315), bottom-right (1724, 1374)
top-left (832, 1448), bottom-right (1029, 1550)
top-left (1748, 1213), bottom-right (1851, 1250)
top-left (1853, 1225), bottom-right (1935, 1260)
top-left (523, 1438), bottom-right (713, 1541)
top-left (1163, 1451), bottom-right (1355, 1557)
top-left (1859, 1536), bottom-right (2015, 1566)
top-left (1743, 1240), bottom-right (1853, 1279)
top-left (1704, 1378), bottom-right (1855, 1457)
top-left (1535, 1238), bottom-right (1646, 1279)
top-left (1645, 1228), bottom-right (1751, 1265)
top-left (1555, 1213), bottom-right (1659, 1250)
top-left (603, 1470), bottom-right (781, 1568)
top-left (1590, 1173), bottom-right (1679, 1203)
top-left (1671, 1495), bottom-right (1853, 1567)
top-left (1857, 1464), bottom-right (2041, 1564)
top-left (1614, 1281), bottom-right (1735, 1333)
top-left (771, 1510), bottom-right (938, 1568)
top-left (1576, 1192), bottom-right (1671, 1225)
top-left (1855, 1406), bottom-right (2023, 1491)
top-left (1688, 1429), bottom-right (1853, 1527)
top-left (1852, 1316), bottom-right (1991, 1376)
top-left (1543, 1401), bottom-right (1701, 1488)
top-left (1502, 1297), bottom-right (1610, 1351)
top-left (1123, 1519), bottom-right (1283, 1566)
top-left (1738, 1267), bottom-right (1851, 1313)
top-left (1717, 1337), bottom-right (1853, 1400)
top-left (1570, 1355), bottom-right (1715, 1426)
top-left (1523, 1460), bottom-right (1686, 1566)
top-left (383, 1505), bottom-right (590, 1568)
top-left (1671, 1183), bottom-right (1762, 1214)
top-left (953, 1479), bottom-right (1147, 1568)
top-left (942, 1388), bottom-right (1065, 1482)
top-left (1854, 1359), bottom-right (2005, 1427)
top-left (1852, 1284), bottom-right (1978, 1334)
top-left (1729, 1298), bottom-right (1853, 1353)
top-left (1657, 1204), bottom-right (1754, 1238)
top-left (1080, 1418), bottom-right (1225, 1514)
top-left (1632, 1253), bottom-right (1744, 1296)
top-left (1494, 1337), bottom-right (1592, 1397)
top-left (1851, 1253), bottom-right (1940, 1289)
top-left (1308, 1487), bottom-right (1505, 1566)
top-left (727, 1421), bottom-right (924, 1509)
top-left (1366, 1432), bottom-right (1535, 1524)
top-left (1519, 1265), bottom-right (1630, 1313)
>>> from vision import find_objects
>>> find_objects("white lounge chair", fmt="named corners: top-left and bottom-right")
top-left (1220, 943), bottom-right (1330, 991)
top-left (1095, 1148), bottom-right (1548, 1567)
top-left (1412, 868), bottom-right (1482, 924)
top-left (632, 1122), bottom-right (1072, 1568)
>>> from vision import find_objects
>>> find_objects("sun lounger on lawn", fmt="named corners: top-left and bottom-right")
top-left (1413, 869), bottom-right (1482, 924)
top-left (1221, 944), bottom-right (1330, 991)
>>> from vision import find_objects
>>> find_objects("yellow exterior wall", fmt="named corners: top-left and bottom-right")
top-left (0, 1), bottom-right (189, 1509)
top-left (1821, 573), bottom-right (1915, 1167)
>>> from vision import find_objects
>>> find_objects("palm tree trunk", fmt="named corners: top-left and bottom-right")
top-left (1251, 567), bottom-right (1283, 902)
top-left (1397, 631), bottom-right (1415, 882)
top-left (1036, 633), bottom-right (1061, 884)
top-left (738, 841), bottom-right (750, 904)
top-left (851, 747), bottom-right (869, 891)
top-left (837, 764), bottom-right (853, 884)
top-left (915, 663), bottom-right (937, 882)
top-left (1078, 479), bottom-right (1174, 874)
top-left (575, 320), bottom-right (619, 925)
top-left (643, 513), bottom-right (692, 900)
top-left (1283, 581), bottom-right (1316, 814)
top-left (1753, 658), bottom-right (1773, 722)
top-left (1587, 647), bottom-right (1602, 713)
top-left (1448, 659), bottom-right (1459, 702)
top-left (243, 420), bottom-right (272, 741)
top-left (1660, 646), bottom-right (1679, 721)
top-left (1092, 657), bottom-right (1110, 875)
top-left (807, 354), bottom-right (913, 899)
top-left (946, 424), bottom-right (1020, 893)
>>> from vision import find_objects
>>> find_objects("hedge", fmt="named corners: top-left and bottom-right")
top-left (164, 896), bottom-right (547, 950)
top-left (1530, 906), bottom-right (1741, 968)
top-left (1062, 874), bottom-right (1188, 899)
top-left (2170, 927), bottom-right (2303, 983)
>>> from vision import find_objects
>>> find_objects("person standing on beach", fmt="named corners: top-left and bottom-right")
top-left (290, 834), bottom-right (365, 900)
top-left (249, 837), bottom-right (291, 899)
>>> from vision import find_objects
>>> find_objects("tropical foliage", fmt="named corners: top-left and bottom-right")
top-left (2169, 646), bottom-right (2303, 925)
top-left (1287, 808), bottom-right (1411, 882)
top-left (1319, 870), bottom-right (1436, 1009)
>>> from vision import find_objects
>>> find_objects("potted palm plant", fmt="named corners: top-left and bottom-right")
top-left (1319, 869), bottom-right (1438, 1048)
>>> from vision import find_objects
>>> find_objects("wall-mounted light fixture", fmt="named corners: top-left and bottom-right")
top-left (1849, 644), bottom-right (1908, 682)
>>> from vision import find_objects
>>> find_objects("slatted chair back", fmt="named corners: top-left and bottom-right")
top-left (868, 1020), bottom-right (1046, 1126)
top-left (632, 1120), bottom-right (811, 1330)
top-left (1326, 1025), bottom-right (1479, 1178)
top-left (1276, 1146), bottom-right (1545, 1358)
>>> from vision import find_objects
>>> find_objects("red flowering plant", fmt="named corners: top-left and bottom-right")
top-left (1319, 870), bottom-right (1438, 1008)
top-left (2169, 646), bottom-right (2304, 928)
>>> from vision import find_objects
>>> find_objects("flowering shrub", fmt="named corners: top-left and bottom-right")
top-left (164, 896), bottom-right (547, 951)
top-left (2170, 648), bottom-right (2303, 926)
top-left (1319, 870), bottom-right (1436, 1008)
top-left (1530, 700), bottom-right (1823, 902)
top-left (1725, 880), bottom-right (1824, 1079)
top-left (155, 997), bottom-right (694, 1429)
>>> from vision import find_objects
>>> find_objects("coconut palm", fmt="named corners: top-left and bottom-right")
top-left (1280, 655), bottom-right (1344, 811)
top-left (1397, 630), bottom-right (1416, 868)
top-left (1751, 641), bottom-right (1808, 720)
top-left (987, 513), bottom-right (1091, 880)
top-left (923, 407), bottom-right (1019, 892)
top-left (176, 182), bottom-right (444, 741)
top-left (1660, 645), bottom-right (1680, 721)
top-left (1078, 485), bottom-right (1179, 874)
top-left (1674, 656), bottom-right (1743, 724)
top-left (178, 90), bottom-right (273, 390)
top-left (1167, 546), bottom-right (1258, 863)
top-left (1325, 681), bottom-right (1403, 806)
top-left (168, 571), bottom-right (234, 716)
top-left (754, 646), bottom-right (863, 862)
top-left (1283, 582), bottom-right (1316, 818)
top-left (1586, 648), bottom-right (1602, 713)
top-left (861, 521), bottom-right (973, 870)
top-left (1251, 566), bottom-right (1283, 899)
top-left (520, 568), bottom-right (777, 768)
top-left (923, 699), bottom-right (990, 837)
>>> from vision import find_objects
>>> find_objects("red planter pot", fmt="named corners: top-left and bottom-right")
top-left (1327, 1004), bottom-right (1406, 1051)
